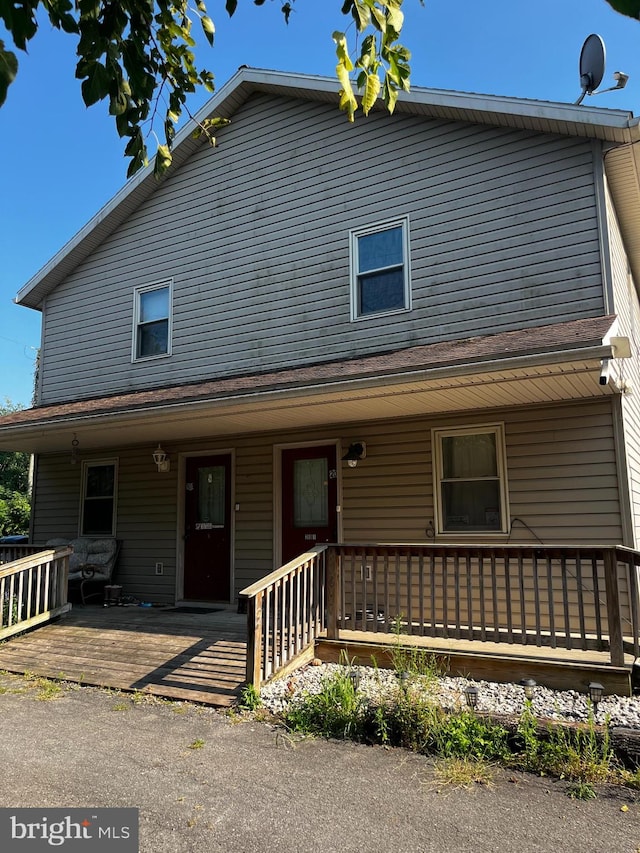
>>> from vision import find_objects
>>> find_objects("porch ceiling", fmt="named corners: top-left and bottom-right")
top-left (0, 350), bottom-right (618, 455)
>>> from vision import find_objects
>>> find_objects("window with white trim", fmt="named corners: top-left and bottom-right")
top-left (133, 281), bottom-right (172, 360)
top-left (350, 218), bottom-right (410, 319)
top-left (433, 425), bottom-right (509, 534)
top-left (80, 460), bottom-right (117, 537)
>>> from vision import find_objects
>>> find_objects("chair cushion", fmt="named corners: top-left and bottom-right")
top-left (50, 537), bottom-right (118, 576)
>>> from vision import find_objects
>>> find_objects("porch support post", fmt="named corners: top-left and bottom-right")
top-left (326, 548), bottom-right (339, 640)
top-left (245, 591), bottom-right (263, 690)
top-left (604, 549), bottom-right (625, 667)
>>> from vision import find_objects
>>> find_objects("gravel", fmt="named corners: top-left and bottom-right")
top-left (260, 662), bottom-right (640, 730)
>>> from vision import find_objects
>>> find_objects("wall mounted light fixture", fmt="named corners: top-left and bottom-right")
top-left (70, 433), bottom-right (80, 465)
top-left (153, 444), bottom-right (171, 473)
top-left (342, 441), bottom-right (366, 468)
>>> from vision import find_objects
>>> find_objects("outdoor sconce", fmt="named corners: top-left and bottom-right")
top-left (588, 681), bottom-right (604, 712)
top-left (521, 678), bottom-right (537, 701)
top-left (153, 444), bottom-right (171, 473)
top-left (342, 442), bottom-right (366, 468)
top-left (464, 684), bottom-right (478, 710)
top-left (70, 433), bottom-right (80, 465)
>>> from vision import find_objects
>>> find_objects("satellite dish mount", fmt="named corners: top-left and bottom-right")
top-left (575, 34), bottom-right (628, 105)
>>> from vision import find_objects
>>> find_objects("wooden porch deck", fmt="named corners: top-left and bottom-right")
top-left (0, 605), bottom-right (247, 706)
top-left (0, 601), bottom-right (635, 703)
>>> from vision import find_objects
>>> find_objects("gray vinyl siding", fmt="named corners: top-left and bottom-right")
top-left (606, 179), bottom-right (640, 547)
top-left (39, 93), bottom-right (604, 404)
top-left (31, 399), bottom-right (621, 603)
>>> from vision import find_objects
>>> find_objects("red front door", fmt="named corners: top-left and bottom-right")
top-left (184, 454), bottom-right (231, 601)
top-left (281, 445), bottom-right (338, 564)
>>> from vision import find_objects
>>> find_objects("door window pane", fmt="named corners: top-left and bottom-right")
top-left (293, 458), bottom-right (328, 527)
top-left (198, 466), bottom-right (225, 526)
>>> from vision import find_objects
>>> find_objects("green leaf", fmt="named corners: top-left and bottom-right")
top-left (109, 90), bottom-right (129, 116)
top-left (154, 143), bottom-right (173, 177)
top-left (332, 31), bottom-right (354, 72)
top-left (336, 64), bottom-right (358, 122)
top-left (604, 0), bottom-right (640, 18)
top-left (383, 74), bottom-right (399, 114)
top-left (351, 0), bottom-right (371, 31)
top-left (360, 70), bottom-right (380, 115)
top-left (0, 40), bottom-right (18, 108)
top-left (80, 61), bottom-right (111, 106)
top-left (200, 15), bottom-right (215, 46)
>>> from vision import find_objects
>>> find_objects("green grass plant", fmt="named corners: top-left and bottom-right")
top-left (279, 662), bottom-right (632, 798)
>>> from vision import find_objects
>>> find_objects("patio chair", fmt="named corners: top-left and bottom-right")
top-left (47, 537), bottom-right (120, 605)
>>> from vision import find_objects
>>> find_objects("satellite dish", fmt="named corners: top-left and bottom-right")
top-left (576, 34), bottom-right (606, 104)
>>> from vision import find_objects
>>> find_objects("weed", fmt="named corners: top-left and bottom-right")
top-left (514, 708), bottom-right (614, 785)
top-left (238, 683), bottom-right (262, 711)
top-left (111, 702), bottom-right (130, 712)
top-left (131, 691), bottom-right (146, 705)
top-left (567, 781), bottom-right (597, 800)
top-left (283, 666), bottom-right (362, 740)
top-left (188, 739), bottom-right (205, 750)
top-left (389, 615), bottom-right (447, 687)
top-left (430, 710), bottom-right (511, 762)
top-left (434, 756), bottom-right (495, 788)
top-left (34, 678), bottom-right (62, 701)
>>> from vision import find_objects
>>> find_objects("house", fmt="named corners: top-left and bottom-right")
top-left (1, 68), bottom-right (639, 688)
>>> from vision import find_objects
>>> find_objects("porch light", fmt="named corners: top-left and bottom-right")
top-left (348, 670), bottom-right (361, 692)
top-left (588, 682), bottom-right (604, 711)
top-left (70, 433), bottom-right (80, 465)
top-left (342, 442), bottom-right (366, 468)
top-left (464, 684), bottom-right (479, 710)
top-left (521, 678), bottom-right (537, 701)
top-left (153, 444), bottom-right (170, 473)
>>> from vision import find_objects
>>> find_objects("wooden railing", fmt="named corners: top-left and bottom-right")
top-left (0, 547), bottom-right (72, 640)
top-left (0, 544), bottom-right (48, 564)
top-left (332, 544), bottom-right (640, 667)
top-left (241, 543), bottom-right (640, 688)
top-left (239, 546), bottom-right (328, 688)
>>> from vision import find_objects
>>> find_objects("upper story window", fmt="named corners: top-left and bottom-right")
top-left (80, 460), bottom-right (117, 537)
top-left (133, 280), bottom-right (172, 361)
top-left (350, 218), bottom-right (411, 320)
top-left (432, 425), bottom-right (509, 535)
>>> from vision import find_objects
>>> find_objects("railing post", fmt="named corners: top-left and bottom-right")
top-left (57, 551), bottom-right (69, 608)
top-left (244, 591), bottom-right (263, 690)
top-left (326, 548), bottom-right (339, 640)
top-left (604, 549), bottom-right (625, 666)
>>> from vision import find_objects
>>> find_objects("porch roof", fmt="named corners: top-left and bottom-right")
top-left (0, 316), bottom-right (624, 454)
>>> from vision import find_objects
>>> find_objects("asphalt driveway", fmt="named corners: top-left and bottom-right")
top-left (0, 673), bottom-right (637, 853)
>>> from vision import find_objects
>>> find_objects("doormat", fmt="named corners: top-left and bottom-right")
top-left (167, 606), bottom-right (225, 614)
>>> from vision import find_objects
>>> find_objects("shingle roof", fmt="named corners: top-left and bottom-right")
top-left (0, 315), bottom-right (616, 429)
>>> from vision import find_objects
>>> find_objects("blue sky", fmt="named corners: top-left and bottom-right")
top-left (1, 0), bottom-right (639, 407)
